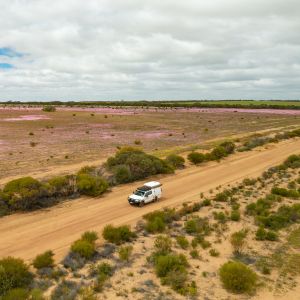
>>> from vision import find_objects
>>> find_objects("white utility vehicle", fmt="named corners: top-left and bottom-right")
top-left (128, 181), bottom-right (162, 207)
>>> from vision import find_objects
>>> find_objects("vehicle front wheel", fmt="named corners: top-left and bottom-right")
top-left (139, 201), bottom-right (145, 207)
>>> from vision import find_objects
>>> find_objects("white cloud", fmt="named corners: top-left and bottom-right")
top-left (0, 0), bottom-right (299, 100)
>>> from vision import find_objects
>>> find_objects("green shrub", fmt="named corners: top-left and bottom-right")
top-left (187, 152), bottom-right (205, 165)
top-left (219, 141), bottom-right (235, 154)
top-left (2, 288), bottom-right (29, 300)
top-left (96, 262), bottom-right (113, 277)
top-left (145, 217), bottom-right (166, 233)
top-left (271, 187), bottom-right (299, 199)
top-left (51, 280), bottom-right (79, 300)
top-left (190, 249), bottom-right (199, 259)
top-left (81, 231), bottom-right (98, 244)
top-left (71, 240), bottom-right (95, 259)
top-left (0, 257), bottom-right (33, 296)
top-left (176, 236), bottom-right (189, 249)
top-left (106, 147), bottom-right (173, 183)
top-left (118, 246), bottom-right (133, 261)
top-left (165, 154), bottom-right (185, 169)
top-left (255, 227), bottom-right (278, 241)
top-left (209, 249), bottom-right (220, 257)
top-left (33, 250), bottom-right (54, 269)
top-left (102, 224), bottom-right (135, 245)
top-left (155, 254), bottom-right (188, 278)
top-left (230, 210), bottom-right (241, 221)
top-left (210, 146), bottom-right (227, 160)
top-left (257, 204), bottom-right (300, 230)
top-left (230, 230), bottom-right (247, 255)
top-left (47, 176), bottom-right (74, 197)
top-left (283, 155), bottom-right (300, 169)
top-left (243, 178), bottom-right (257, 186)
top-left (76, 174), bottom-right (108, 196)
top-left (91, 262), bottom-right (113, 292)
top-left (113, 165), bottom-right (132, 184)
top-left (265, 231), bottom-right (278, 241)
top-left (154, 235), bottom-right (172, 255)
top-left (3, 177), bottom-right (45, 211)
top-left (219, 261), bottom-right (257, 293)
top-left (213, 211), bottom-right (227, 223)
top-left (42, 105), bottom-right (56, 112)
top-left (214, 190), bottom-right (231, 202)
top-left (246, 196), bottom-right (274, 217)
top-left (143, 209), bottom-right (177, 233)
top-left (255, 227), bottom-right (267, 240)
top-left (184, 217), bottom-right (210, 235)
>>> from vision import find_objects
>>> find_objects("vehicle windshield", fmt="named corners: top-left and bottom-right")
top-left (134, 190), bottom-right (145, 196)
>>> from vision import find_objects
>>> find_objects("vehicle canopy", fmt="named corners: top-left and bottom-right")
top-left (135, 181), bottom-right (162, 194)
top-left (143, 181), bottom-right (162, 189)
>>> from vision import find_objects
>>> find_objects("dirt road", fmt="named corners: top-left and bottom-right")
top-left (0, 139), bottom-right (299, 261)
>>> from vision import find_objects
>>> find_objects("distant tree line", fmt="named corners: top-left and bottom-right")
top-left (1, 100), bottom-right (300, 110)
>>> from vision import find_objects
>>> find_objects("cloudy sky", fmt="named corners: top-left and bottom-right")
top-left (0, 0), bottom-right (299, 101)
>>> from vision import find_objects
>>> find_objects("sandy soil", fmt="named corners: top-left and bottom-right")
top-left (0, 138), bottom-right (299, 263)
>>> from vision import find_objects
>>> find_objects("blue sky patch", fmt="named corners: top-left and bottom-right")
top-left (0, 63), bottom-right (14, 69)
top-left (0, 47), bottom-right (23, 57)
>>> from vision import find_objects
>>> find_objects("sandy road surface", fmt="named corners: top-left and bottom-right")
top-left (0, 139), bottom-right (299, 261)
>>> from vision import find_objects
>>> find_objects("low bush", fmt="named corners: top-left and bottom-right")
top-left (257, 204), bottom-right (300, 230)
top-left (239, 136), bottom-right (272, 152)
top-left (213, 211), bottom-right (227, 223)
top-left (190, 249), bottom-right (199, 259)
top-left (71, 239), bottom-right (95, 259)
top-left (187, 152), bottom-right (205, 165)
top-left (92, 262), bottom-right (114, 292)
top-left (81, 231), bottom-right (98, 244)
top-left (271, 187), bottom-right (299, 199)
top-left (2, 288), bottom-right (29, 300)
top-left (143, 208), bottom-right (177, 233)
top-left (214, 190), bottom-right (231, 202)
top-left (219, 261), bottom-right (257, 293)
top-left (145, 216), bottom-right (166, 233)
top-left (61, 252), bottom-right (85, 271)
top-left (230, 230), bottom-right (247, 255)
top-left (102, 224), bottom-right (135, 245)
top-left (118, 245), bottom-right (133, 262)
top-left (219, 141), bottom-right (235, 154)
top-left (165, 154), bottom-right (185, 169)
top-left (209, 249), bottom-right (220, 257)
top-left (184, 217), bottom-right (211, 235)
top-left (230, 210), bottom-right (241, 221)
top-left (51, 280), bottom-right (80, 300)
top-left (246, 196), bottom-right (276, 217)
top-left (76, 173), bottom-right (108, 197)
top-left (255, 227), bottom-right (278, 241)
top-left (283, 155), bottom-right (300, 169)
top-left (42, 105), bottom-right (56, 112)
top-left (154, 235), bottom-right (172, 256)
top-left (113, 165), bottom-right (132, 184)
top-left (106, 147), bottom-right (173, 183)
top-left (176, 236), bottom-right (189, 249)
top-left (210, 146), bottom-right (228, 160)
top-left (33, 250), bottom-right (55, 270)
top-left (0, 257), bottom-right (33, 296)
top-left (154, 253), bottom-right (188, 282)
top-left (243, 178), bottom-right (257, 186)
top-left (47, 176), bottom-right (75, 198)
top-left (2, 177), bottom-right (46, 211)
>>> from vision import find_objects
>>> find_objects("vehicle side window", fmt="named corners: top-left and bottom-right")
top-left (146, 191), bottom-right (152, 196)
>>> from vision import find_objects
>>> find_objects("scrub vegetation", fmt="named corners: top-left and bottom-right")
top-left (1, 153), bottom-right (300, 299)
